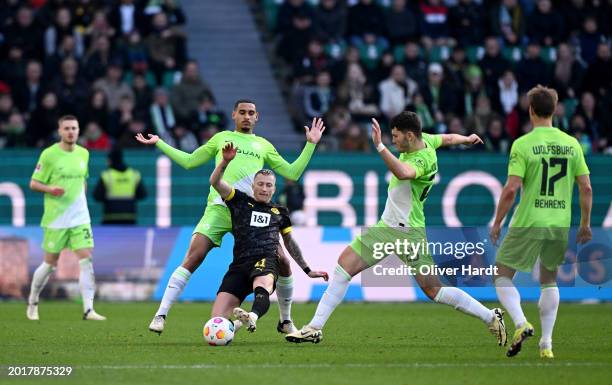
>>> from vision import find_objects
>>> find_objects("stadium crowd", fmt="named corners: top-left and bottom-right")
top-left (0, 0), bottom-right (227, 152)
top-left (267, 0), bottom-right (612, 154)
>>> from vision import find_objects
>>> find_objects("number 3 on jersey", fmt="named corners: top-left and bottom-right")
top-left (250, 211), bottom-right (271, 227)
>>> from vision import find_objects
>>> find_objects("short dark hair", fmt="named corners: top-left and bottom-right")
top-left (390, 111), bottom-right (422, 138)
top-left (234, 99), bottom-right (256, 110)
top-left (58, 115), bottom-right (78, 126)
top-left (254, 169), bottom-right (275, 180)
top-left (527, 85), bottom-right (558, 118)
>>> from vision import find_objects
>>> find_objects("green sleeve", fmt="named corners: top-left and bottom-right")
top-left (406, 156), bottom-right (426, 179)
top-left (266, 141), bottom-right (316, 181)
top-left (32, 150), bottom-right (51, 183)
top-left (155, 135), bottom-right (218, 170)
top-left (424, 133), bottom-right (443, 149)
top-left (574, 141), bottom-right (590, 176)
top-left (507, 141), bottom-right (526, 178)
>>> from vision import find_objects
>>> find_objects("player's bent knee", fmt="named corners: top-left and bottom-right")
top-left (278, 254), bottom-right (292, 277)
top-left (338, 246), bottom-right (367, 277)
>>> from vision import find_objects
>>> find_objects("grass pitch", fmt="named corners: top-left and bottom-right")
top-left (1, 301), bottom-right (611, 385)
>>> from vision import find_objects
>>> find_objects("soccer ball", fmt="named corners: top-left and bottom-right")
top-left (203, 317), bottom-right (235, 346)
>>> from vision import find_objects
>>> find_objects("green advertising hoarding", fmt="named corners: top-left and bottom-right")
top-left (0, 149), bottom-right (610, 227)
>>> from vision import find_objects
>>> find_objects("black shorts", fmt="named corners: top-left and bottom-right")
top-left (217, 255), bottom-right (280, 303)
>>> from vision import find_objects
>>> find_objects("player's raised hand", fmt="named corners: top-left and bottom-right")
top-left (576, 226), bottom-right (592, 244)
top-left (489, 224), bottom-right (501, 246)
top-left (49, 186), bottom-right (65, 197)
top-left (465, 134), bottom-right (484, 146)
top-left (307, 270), bottom-right (329, 281)
top-left (371, 118), bottom-right (382, 146)
top-left (135, 133), bottom-right (159, 145)
top-left (222, 142), bottom-right (237, 162)
top-left (305, 117), bottom-right (326, 144)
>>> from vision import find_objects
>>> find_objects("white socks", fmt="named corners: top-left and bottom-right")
top-left (276, 275), bottom-right (294, 322)
top-left (495, 276), bottom-right (527, 327)
top-left (434, 286), bottom-right (494, 324)
top-left (28, 262), bottom-right (55, 304)
top-left (538, 285), bottom-right (559, 349)
top-left (309, 265), bottom-right (351, 330)
top-left (79, 257), bottom-right (96, 313)
top-left (156, 266), bottom-right (191, 316)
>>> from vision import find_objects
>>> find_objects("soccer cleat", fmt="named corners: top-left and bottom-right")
top-left (149, 315), bottom-right (166, 334)
top-left (488, 308), bottom-right (508, 346)
top-left (26, 303), bottom-right (39, 321)
top-left (506, 321), bottom-right (535, 357)
top-left (233, 307), bottom-right (257, 332)
top-left (285, 325), bottom-right (323, 344)
top-left (83, 309), bottom-right (107, 321)
top-left (277, 320), bottom-right (298, 334)
top-left (540, 348), bottom-right (554, 359)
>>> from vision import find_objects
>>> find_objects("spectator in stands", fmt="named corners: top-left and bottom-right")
top-left (112, 94), bottom-right (137, 139)
top-left (578, 16), bottom-right (605, 65)
top-left (12, 60), bottom-right (44, 115)
top-left (165, 124), bottom-right (198, 152)
top-left (85, 90), bottom-right (111, 133)
top-left (119, 31), bottom-right (149, 78)
top-left (83, 9), bottom-right (116, 48)
top-left (83, 35), bottom-right (116, 82)
top-left (414, 92), bottom-right (434, 132)
top-left (313, 0), bottom-right (346, 44)
top-left (293, 39), bottom-right (330, 85)
top-left (26, 91), bottom-right (60, 147)
top-left (340, 122), bottom-right (370, 152)
top-left (484, 116), bottom-right (509, 153)
top-left (0, 111), bottom-right (26, 148)
top-left (553, 102), bottom-right (570, 132)
top-left (446, 115), bottom-right (466, 136)
top-left (72, 0), bottom-right (98, 32)
top-left (44, 34), bottom-right (82, 77)
top-left (496, 70), bottom-right (519, 116)
top-left (552, 43), bottom-right (584, 100)
top-left (444, 45), bottom-right (468, 93)
top-left (419, 0), bottom-right (452, 51)
top-left (146, 0), bottom-right (187, 28)
top-left (582, 42), bottom-right (611, 98)
top-left (81, 121), bottom-right (111, 150)
top-left (131, 73), bottom-right (153, 118)
top-left (465, 94), bottom-right (498, 136)
top-left (515, 42), bottom-right (551, 92)
top-left (276, 0), bottom-right (315, 63)
top-left (505, 92), bottom-right (530, 139)
top-left (489, 0), bottom-right (527, 46)
top-left (304, 71), bottom-right (334, 120)
top-left (401, 41), bottom-right (428, 87)
top-left (347, 0), bottom-right (386, 44)
top-left (170, 60), bottom-right (213, 124)
top-left (278, 179), bottom-right (306, 225)
top-left (355, 32), bottom-right (388, 72)
top-left (527, 0), bottom-right (564, 46)
top-left (145, 12), bottom-right (185, 84)
top-left (421, 62), bottom-right (457, 120)
top-left (94, 61), bottom-right (134, 112)
top-left (109, 0), bottom-right (145, 37)
top-left (3, 6), bottom-right (44, 61)
top-left (45, 7), bottom-right (84, 58)
top-left (336, 63), bottom-right (379, 120)
top-left (384, 0), bottom-right (419, 46)
top-left (449, 0), bottom-right (486, 47)
top-left (462, 64), bottom-right (485, 117)
top-left (570, 114), bottom-right (592, 154)
top-left (150, 87), bottom-right (176, 139)
top-left (573, 91), bottom-right (604, 151)
top-left (118, 116), bottom-right (148, 148)
top-left (560, 0), bottom-right (594, 38)
top-left (378, 64), bottom-right (418, 121)
top-left (478, 37), bottom-right (511, 100)
top-left (50, 57), bottom-right (89, 117)
top-left (1, 45), bottom-right (28, 87)
top-left (191, 95), bottom-right (228, 133)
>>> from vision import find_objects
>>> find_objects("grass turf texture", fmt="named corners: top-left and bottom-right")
top-left (1, 302), bottom-right (611, 385)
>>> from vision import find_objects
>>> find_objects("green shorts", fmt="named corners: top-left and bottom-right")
top-left (350, 220), bottom-right (433, 269)
top-left (496, 228), bottom-right (569, 272)
top-left (194, 204), bottom-right (232, 246)
top-left (42, 223), bottom-right (94, 253)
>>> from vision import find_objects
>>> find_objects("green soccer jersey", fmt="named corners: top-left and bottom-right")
top-left (31, 143), bottom-right (91, 229)
top-left (156, 130), bottom-right (316, 205)
top-left (507, 126), bottom-right (590, 228)
top-left (381, 133), bottom-right (442, 228)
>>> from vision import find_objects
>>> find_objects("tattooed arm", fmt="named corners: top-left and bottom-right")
top-left (282, 232), bottom-right (328, 280)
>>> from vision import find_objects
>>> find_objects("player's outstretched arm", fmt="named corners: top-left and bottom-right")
top-left (135, 133), bottom-right (215, 170)
top-left (209, 143), bottom-right (237, 200)
top-left (371, 118), bottom-right (417, 180)
top-left (29, 179), bottom-right (64, 196)
top-left (490, 175), bottom-right (522, 245)
top-left (439, 133), bottom-right (484, 147)
top-left (576, 174), bottom-right (593, 244)
top-left (282, 232), bottom-right (329, 281)
top-left (267, 117), bottom-right (326, 181)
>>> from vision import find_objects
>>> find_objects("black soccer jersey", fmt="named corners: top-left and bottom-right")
top-left (224, 188), bottom-right (292, 261)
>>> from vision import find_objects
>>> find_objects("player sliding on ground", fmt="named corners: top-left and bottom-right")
top-left (490, 85), bottom-right (593, 359)
top-left (136, 100), bottom-right (325, 335)
top-left (287, 111), bottom-right (507, 345)
top-left (27, 115), bottom-right (106, 321)
top-left (209, 143), bottom-right (328, 333)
